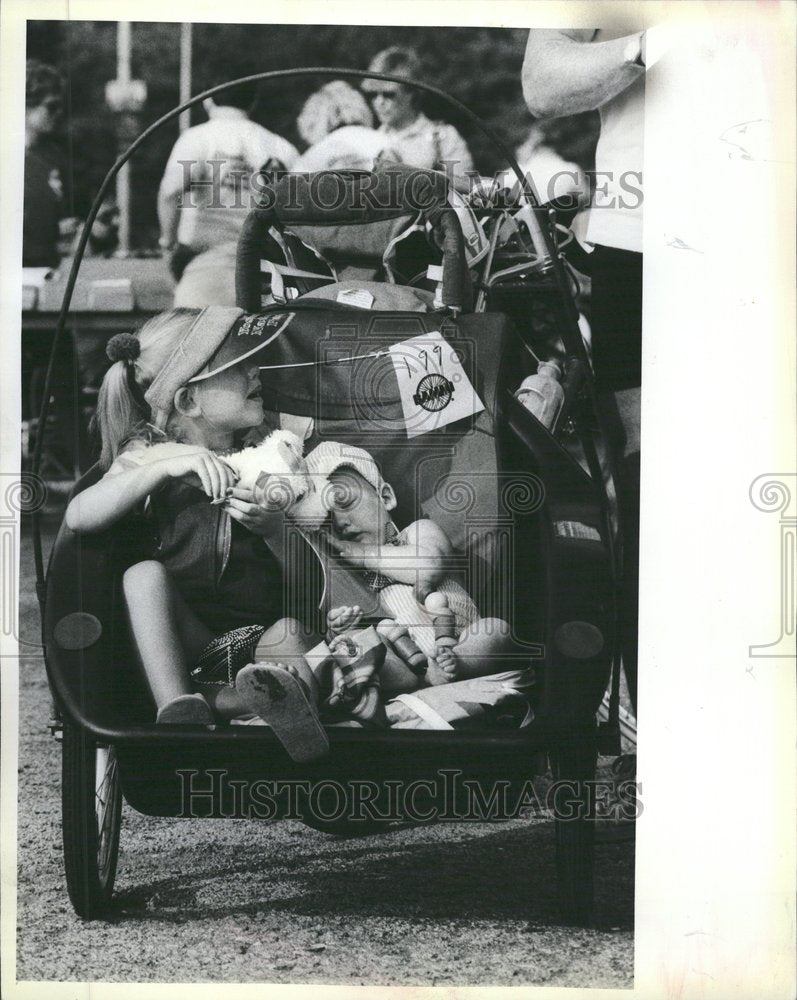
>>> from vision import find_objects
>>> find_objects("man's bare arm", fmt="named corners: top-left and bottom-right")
top-left (157, 187), bottom-right (181, 249)
top-left (522, 28), bottom-right (645, 118)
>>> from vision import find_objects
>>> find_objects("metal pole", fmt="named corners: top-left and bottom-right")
top-left (116, 22), bottom-right (132, 256)
top-left (179, 23), bottom-right (193, 133)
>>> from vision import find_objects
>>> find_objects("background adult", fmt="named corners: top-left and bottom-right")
top-left (157, 78), bottom-right (298, 306)
top-left (294, 80), bottom-right (388, 172)
top-left (523, 22), bottom-right (647, 716)
top-left (22, 59), bottom-right (89, 474)
top-left (23, 59), bottom-right (66, 268)
top-left (362, 46), bottom-right (474, 180)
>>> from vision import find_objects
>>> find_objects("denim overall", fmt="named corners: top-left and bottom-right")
top-left (150, 479), bottom-right (284, 636)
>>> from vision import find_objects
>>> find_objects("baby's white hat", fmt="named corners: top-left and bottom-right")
top-left (291, 441), bottom-right (392, 527)
top-left (305, 441), bottom-right (385, 492)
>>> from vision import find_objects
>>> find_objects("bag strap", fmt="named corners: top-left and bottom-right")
top-left (261, 261), bottom-right (337, 304)
top-left (382, 219), bottom-right (426, 284)
top-left (391, 693), bottom-right (455, 730)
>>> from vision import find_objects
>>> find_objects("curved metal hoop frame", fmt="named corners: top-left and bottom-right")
top-left (30, 66), bottom-right (588, 598)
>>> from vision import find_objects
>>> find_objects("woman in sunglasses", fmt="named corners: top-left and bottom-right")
top-left (361, 47), bottom-right (474, 182)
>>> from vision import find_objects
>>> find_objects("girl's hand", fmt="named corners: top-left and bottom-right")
top-left (159, 448), bottom-right (238, 501)
top-left (224, 486), bottom-right (281, 537)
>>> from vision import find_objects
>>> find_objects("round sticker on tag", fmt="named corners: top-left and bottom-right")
top-left (413, 373), bottom-right (454, 412)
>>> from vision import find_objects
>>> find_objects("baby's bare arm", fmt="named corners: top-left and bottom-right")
top-left (329, 518), bottom-right (452, 593)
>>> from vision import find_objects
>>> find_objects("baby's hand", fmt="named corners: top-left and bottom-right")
top-left (327, 605), bottom-right (363, 638)
top-left (159, 448), bottom-right (238, 501)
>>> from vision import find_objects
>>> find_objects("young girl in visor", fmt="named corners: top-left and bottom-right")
top-left (65, 306), bottom-right (325, 746)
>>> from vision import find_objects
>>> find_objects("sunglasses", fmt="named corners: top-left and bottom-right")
top-left (365, 89), bottom-right (401, 102)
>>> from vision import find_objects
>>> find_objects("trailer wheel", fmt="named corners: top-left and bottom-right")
top-left (62, 723), bottom-right (122, 919)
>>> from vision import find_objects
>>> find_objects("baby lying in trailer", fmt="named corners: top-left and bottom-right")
top-left (231, 441), bottom-right (532, 752)
top-left (297, 441), bottom-right (523, 685)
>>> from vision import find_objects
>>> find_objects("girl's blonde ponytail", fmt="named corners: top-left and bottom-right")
top-left (93, 309), bottom-right (200, 469)
top-left (94, 358), bottom-right (145, 469)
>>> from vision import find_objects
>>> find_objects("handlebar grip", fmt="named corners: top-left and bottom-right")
top-left (236, 166), bottom-right (473, 314)
top-left (236, 208), bottom-right (274, 312)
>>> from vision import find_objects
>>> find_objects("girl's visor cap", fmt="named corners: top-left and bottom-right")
top-left (145, 308), bottom-right (293, 425)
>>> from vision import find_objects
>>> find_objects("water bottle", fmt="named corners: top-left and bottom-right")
top-left (515, 360), bottom-right (564, 430)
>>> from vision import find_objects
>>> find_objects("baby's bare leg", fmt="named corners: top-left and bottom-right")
top-left (381, 648), bottom-right (421, 696)
top-left (375, 620), bottom-right (425, 695)
top-left (424, 591), bottom-right (458, 685)
top-left (429, 618), bottom-right (520, 684)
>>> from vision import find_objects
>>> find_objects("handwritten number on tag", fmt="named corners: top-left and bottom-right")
top-left (402, 346), bottom-right (444, 380)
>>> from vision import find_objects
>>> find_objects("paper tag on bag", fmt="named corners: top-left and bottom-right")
top-left (388, 330), bottom-right (484, 438)
top-left (336, 287), bottom-right (375, 309)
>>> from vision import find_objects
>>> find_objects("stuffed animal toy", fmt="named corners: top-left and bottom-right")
top-left (226, 429), bottom-right (311, 510)
top-left (117, 430), bottom-right (310, 510)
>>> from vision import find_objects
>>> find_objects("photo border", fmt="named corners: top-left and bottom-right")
top-left (2, 1), bottom-right (795, 998)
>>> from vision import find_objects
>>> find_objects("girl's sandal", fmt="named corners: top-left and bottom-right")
top-left (235, 663), bottom-right (329, 763)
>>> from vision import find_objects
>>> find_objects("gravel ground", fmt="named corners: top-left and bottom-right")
top-left (14, 507), bottom-right (634, 987)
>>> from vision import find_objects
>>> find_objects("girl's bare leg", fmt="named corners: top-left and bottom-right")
top-left (252, 616), bottom-right (320, 689)
top-left (379, 647), bottom-right (421, 696)
top-left (122, 560), bottom-right (214, 714)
